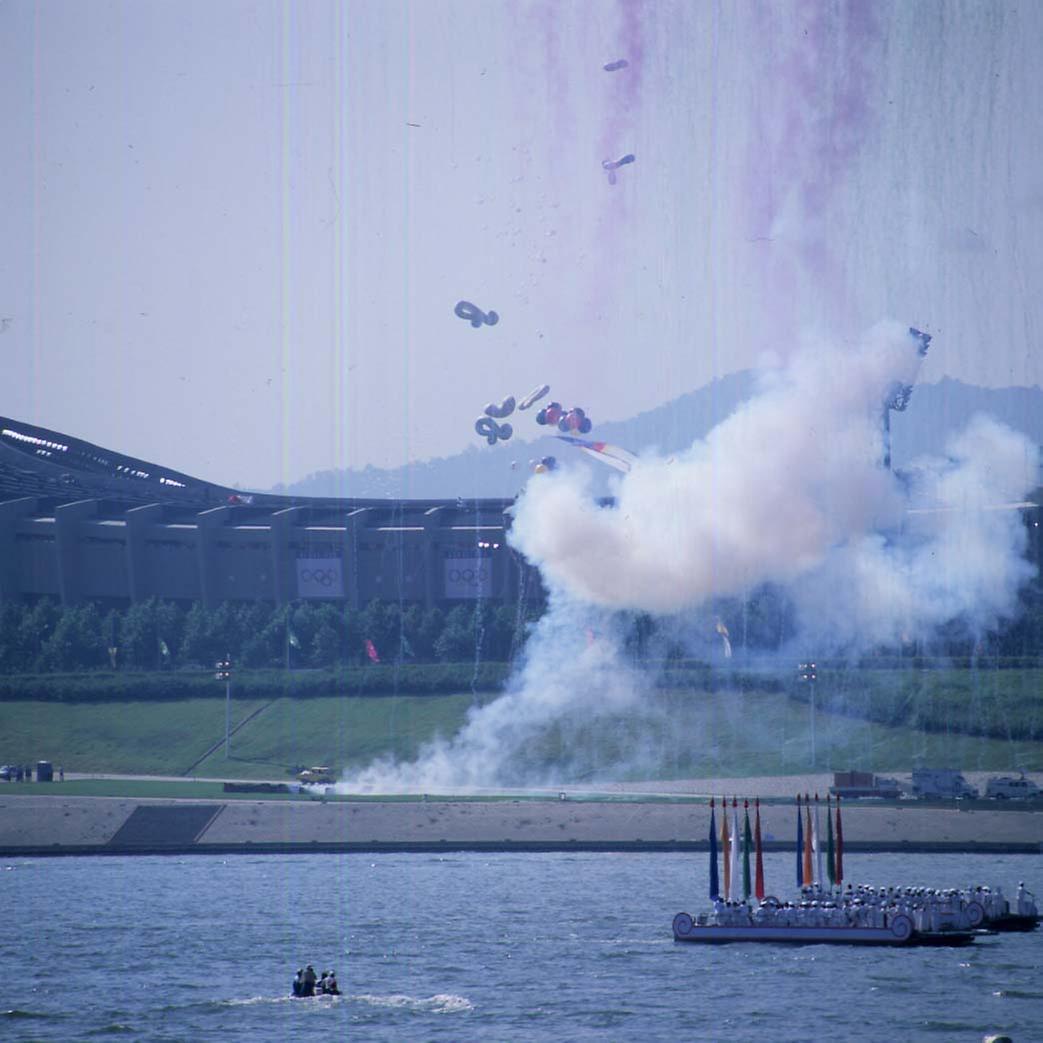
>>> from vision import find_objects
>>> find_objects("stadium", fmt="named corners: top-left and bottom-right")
top-left (0, 415), bottom-right (542, 611)
top-left (2, 411), bottom-right (1042, 615)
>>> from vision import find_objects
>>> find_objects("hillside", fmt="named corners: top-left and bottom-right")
top-left (273, 376), bottom-right (1043, 500)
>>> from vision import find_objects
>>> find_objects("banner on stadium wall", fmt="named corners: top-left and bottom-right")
top-left (296, 557), bottom-right (344, 599)
top-left (443, 554), bottom-right (491, 599)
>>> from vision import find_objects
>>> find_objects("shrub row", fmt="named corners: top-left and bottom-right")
top-left (0, 662), bottom-right (512, 703)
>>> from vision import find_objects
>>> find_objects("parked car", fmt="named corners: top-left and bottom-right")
top-left (985, 773), bottom-right (1041, 800)
top-left (0, 764), bottom-right (14, 781)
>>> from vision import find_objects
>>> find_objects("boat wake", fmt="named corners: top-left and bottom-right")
top-left (352, 993), bottom-right (474, 1014)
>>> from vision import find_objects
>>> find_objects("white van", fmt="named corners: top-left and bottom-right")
top-left (910, 769), bottom-right (979, 800)
top-left (985, 774), bottom-right (1040, 800)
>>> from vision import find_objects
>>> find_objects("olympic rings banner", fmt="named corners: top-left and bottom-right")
top-left (295, 557), bottom-right (344, 599)
top-left (443, 556), bottom-right (491, 599)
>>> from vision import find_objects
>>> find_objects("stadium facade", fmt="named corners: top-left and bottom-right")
top-left (2, 415), bottom-right (1041, 611)
top-left (0, 417), bottom-right (541, 610)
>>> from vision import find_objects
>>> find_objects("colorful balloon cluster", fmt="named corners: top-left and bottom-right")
top-left (535, 402), bottom-right (592, 434)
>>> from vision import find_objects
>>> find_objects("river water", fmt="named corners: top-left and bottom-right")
top-left (3, 851), bottom-right (1041, 1042)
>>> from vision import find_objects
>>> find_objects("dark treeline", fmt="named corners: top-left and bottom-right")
top-left (0, 598), bottom-right (543, 674)
top-left (3, 576), bottom-right (1043, 677)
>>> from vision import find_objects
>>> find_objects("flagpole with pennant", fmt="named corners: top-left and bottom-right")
top-left (709, 798), bottom-right (720, 901)
top-left (835, 795), bottom-right (844, 887)
top-left (795, 794), bottom-right (804, 889)
top-left (803, 793), bottom-right (813, 887)
top-left (721, 798), bottom-right (731, 901)
top-left (813, 793), bottom-right (823, 887)
top-left (729, 798), bottom-right (740, 903)
top-left (742, 799), bottom-right (753, 901)
top-left (826, 793), bottom-right (836, 890)
top-left (754, 797), bottom-right (765, 901)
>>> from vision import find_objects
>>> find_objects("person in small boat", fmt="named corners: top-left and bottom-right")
top-left (301, 965), bottom-right (317, 997)
top-left (318, 971), bottom-right (329, 994)
top-left (325, 971), bottom-right (340, 996)
top-left (292, 969), bottom-right (304, 997)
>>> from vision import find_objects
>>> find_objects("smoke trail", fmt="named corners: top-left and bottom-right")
top-left (343, 321), bottom-right (1038, 790)
top-left (743, 0), bottom-right (884, 336)
top-left (345, 603), bottom-right (646, 791)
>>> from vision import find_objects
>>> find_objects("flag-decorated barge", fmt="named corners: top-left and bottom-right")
top-left (668, 794), bottom-right (1031, 947)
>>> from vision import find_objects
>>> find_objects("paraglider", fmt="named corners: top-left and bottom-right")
top-left (484, 395), bottom-right (515, 419)
top-left (603, 58), bottom-right (629, 72)
top-left (555, 435), bottom-right (636, 474)
top-left (518, 384), bottom-right (551, 410)
top-left (602, 153), bottom-right (635, 185)
top-left (454, 300), bottom-right (499, 328)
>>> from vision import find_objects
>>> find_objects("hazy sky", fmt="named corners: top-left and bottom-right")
top-left (3, 0), bottom-right (1043, 490)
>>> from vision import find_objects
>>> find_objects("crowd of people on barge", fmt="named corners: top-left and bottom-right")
top-left (706, 881), bottom-right (1037, 932)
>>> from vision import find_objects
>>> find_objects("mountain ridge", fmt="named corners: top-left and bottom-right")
top-left (270, 375), bottom-right (1043, 499)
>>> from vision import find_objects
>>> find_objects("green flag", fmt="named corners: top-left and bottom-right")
top-left (742, 802), bottom-right (753, 900)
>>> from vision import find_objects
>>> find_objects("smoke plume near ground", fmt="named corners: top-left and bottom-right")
top-left (343, 322), bottom-right (1038, 791)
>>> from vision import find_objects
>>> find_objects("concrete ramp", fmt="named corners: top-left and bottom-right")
top-left (108, 804), bottom-right (224, 848)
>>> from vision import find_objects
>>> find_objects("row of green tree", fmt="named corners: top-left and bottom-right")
top-left (0, 598), bottom-right (543, 674)
top-left (4, 576), bottom-right (1043, 676)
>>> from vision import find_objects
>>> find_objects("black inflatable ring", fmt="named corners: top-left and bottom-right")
top-left (890, 914), bottom-right (913, 941)
top-left (672, 912), bottom-right (693, 936)
top-left (964, 901), bottom-right (984, 927)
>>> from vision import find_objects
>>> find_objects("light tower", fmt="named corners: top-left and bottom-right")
top-left (881, 327), bottom-right (931, 470)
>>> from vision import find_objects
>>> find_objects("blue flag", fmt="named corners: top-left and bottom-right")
top-left (795, 795), bottom-right (804, 889)
top-left (709, 802), bottom-right (720, 900)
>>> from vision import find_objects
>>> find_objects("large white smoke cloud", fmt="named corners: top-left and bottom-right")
top-left (344, 321), bottom-right (1038, 791)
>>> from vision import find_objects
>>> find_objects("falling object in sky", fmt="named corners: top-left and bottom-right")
top-left (518, 383), bottom-right (551, 410)
top-left (484, 395), bottom-right (516, 419)
top-left (715, 620), bottom-right (733, 659)
top-left (555, 435), bottom-right (636, 473)
top-left (603, 59), bottom-right (629, 72)
top-left (602, 153), bottom-right (635, 185)
top-left (557, 407), bottom-right (592, 434)
top-left (454, 300), bottom-right (499, 328)
top-left (475, 416), bottom-right (512, 445)
top-left (536, 401), bottom-right (564, 427)
top-left (538, 405), bottom-right (591, 433)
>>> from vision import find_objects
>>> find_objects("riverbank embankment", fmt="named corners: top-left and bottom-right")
top-left (2, 790), bottom-right (1040, 857)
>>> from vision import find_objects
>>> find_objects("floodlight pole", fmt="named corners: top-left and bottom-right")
top-left (216, 655), bottom-right (233, 758)
top-left (810, 676), bottom-right (816, 769)
top-left (799, 661), bottom-right (817, 769)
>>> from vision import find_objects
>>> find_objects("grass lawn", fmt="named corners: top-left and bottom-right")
top-left (2, 686), bottom-right (1040, 783)
top-left (0, 697), bottom-right (271, 776)
top-left (522, 687), bottom-right (1043, 782)
top-left (0, 692), bottom-right (496, 780)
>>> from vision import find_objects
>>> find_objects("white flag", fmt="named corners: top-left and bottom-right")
top-left (729, 802), bottom-right (740, 901)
